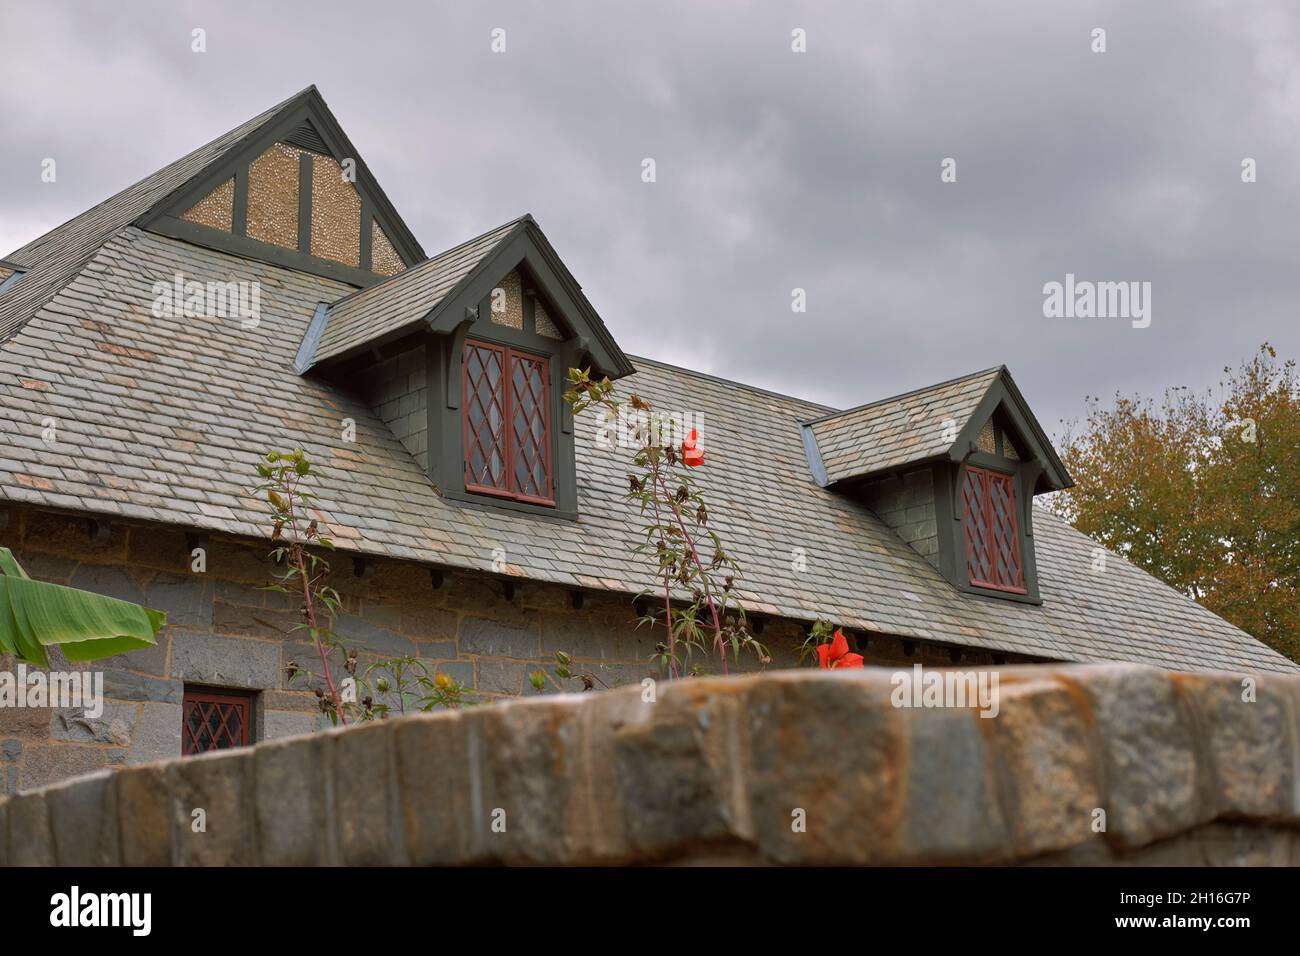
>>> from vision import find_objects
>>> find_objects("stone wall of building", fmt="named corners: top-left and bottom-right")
top-left (353, 343), bottom-right (428, 472)
top-left (858, 467), bottom-right (939, 567)
top-left (0, 505), bottom-right (1034, 794)
top-left (2, 663), bottom-right (1297, 866)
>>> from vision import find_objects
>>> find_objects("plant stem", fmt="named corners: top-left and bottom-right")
top-left (285, 474), bottom-right (346, 726)
top-left (646, 454), bottom-right (680, 679)
top-left (655, 473), bottom-right (728, 675)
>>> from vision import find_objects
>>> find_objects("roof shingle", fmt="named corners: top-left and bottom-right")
top-left (0, 227), bottom-right (1292, 675)
top-left (807, 367), bottom-right (1001, 484)
top-left (0, 87), bottom-right (319, 344)
top-left (312, 216), bottom-right (524, 365)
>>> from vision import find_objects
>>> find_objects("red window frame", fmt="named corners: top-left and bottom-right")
top-left (462, 338), bottom-right (555, 506)
top-left (182, 687), bottom-right (254, 756)
top-left (962, 465), bottom-right (1026, 594)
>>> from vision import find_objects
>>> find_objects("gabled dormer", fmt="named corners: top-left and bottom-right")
top-left (135, 86), bottom-right (424, 287)
top-left (298, 215), bottom-right (633, 520)
top-left (802, 367), bottom-right (1072, 603)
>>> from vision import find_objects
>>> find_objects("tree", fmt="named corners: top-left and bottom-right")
top-left (1051, 344), bottom-right (1300, 662)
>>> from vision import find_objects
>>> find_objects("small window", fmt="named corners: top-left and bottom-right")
top-left (462, 338), bottom-right (554, 506)
top-left (962, 465), bottom-right (1025, 593)
top-left (182, 687), bottom-right (254, 755)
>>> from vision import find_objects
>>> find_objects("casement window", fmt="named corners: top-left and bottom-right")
top-left (462, 338), bottom-right (554, 506)
top-left (961, 465), bottom-right (1026, 593)
top-left (182, 686), bottom-right (254, 755)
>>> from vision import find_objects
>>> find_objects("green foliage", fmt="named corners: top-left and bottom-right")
top-left (551, 650), bottom-right (605, 692)
top-left (0, 547), bottom-right (165, 667)
top-left (796, 619), bottom-right (837, 666)
top-left (1052, 344), bottom-right (1300, 661)
top-left (255, 448), bottom-right (475, 722)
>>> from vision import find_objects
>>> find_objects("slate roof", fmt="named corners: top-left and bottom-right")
top-left (0, 87), bottom-right (318, 344)
top-left (313, 217), bottom-right (524, 365)
top-left (807, 367), bottom-right (1003, 484)
top-left (0, 224), bottom-right (1293, 674)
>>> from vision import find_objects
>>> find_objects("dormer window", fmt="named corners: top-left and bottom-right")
top-left (296, 215), bottom-right (635, 521)
top-left (801, 366), bottom-right (1074, 606)
top-left (962, 464), bottom-right (1025, 593)
top-left (463, 339), bottom-right (554, 506)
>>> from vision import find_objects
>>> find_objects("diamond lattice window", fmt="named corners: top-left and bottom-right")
top-left (182, 687), bottom-right (253, 755)
top-left (463, 339), bottom-right (554, 505)
top-left (962, 465), bottom-right (1025, 593)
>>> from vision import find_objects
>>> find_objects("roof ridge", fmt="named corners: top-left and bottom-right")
top-left (0, 85), bottom-right (319, 344)
top-left (801, 365), bottom-right (1005, 426)
top-left (4, 86), bottom-right (314, 264)
top-left (627, 353), bottom-right (839, 415)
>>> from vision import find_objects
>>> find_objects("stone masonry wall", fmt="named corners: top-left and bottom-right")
top-left (2, 663), bottom-right (1298, 866)
top-left (353, 343), bottom-right (428, 472)
top-left (0, 505), bottom-right (1035, 794)
top-left (858, 467), bottom-right (939, 567)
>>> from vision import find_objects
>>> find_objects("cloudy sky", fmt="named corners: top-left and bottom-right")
top-left (2, 0), bottom-right (1298, 433)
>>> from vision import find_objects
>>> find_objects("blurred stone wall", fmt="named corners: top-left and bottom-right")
top-left (2, 663), bottom-right (1297, 866)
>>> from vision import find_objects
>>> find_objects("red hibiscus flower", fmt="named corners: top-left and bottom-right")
top-left (818, 629), bottom-right (864, 669)
top-left (681, 429), bottom-right (704, 467)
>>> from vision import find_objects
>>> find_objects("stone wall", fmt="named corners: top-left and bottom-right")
top-left (353, 343), bottom-right (428, 472)
top-left (858, 467), bottom-right (939, 567)
top-left (0, 505), bottom-right (1034, 794)
top-left (2, 663), bottom-right (1297, 866)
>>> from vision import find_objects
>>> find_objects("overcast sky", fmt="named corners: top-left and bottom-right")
top-left (2, 0), bottom-right (1298, 433)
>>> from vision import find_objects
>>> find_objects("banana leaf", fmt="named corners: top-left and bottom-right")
top-left (0, 547), bottom-right (166, 667)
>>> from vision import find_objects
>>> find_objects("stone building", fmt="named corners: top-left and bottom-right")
top-left (0, 86), bottom-right (1293, 793)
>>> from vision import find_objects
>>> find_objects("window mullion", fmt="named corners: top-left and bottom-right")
top-left (503, 347), bottom-right (515, 497)
top-left (982, 470), bottom-right (993, 582)
top-left (985, 471), bottom-right (997, 586)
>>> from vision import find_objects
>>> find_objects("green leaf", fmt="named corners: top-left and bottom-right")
top-left (0, 548), bottom-right (165, 666)
top-left (0, 549), bottom-right (31, 580)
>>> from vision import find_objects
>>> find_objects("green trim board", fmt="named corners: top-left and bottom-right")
top-left (135, 86), bottom-right (424, 276)
top-left (150, 216), bottom-right (388, 289)
top-left (949, 374), bottom-right (1072, 493)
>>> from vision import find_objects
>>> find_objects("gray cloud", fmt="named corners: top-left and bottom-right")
top-left (2, 0), bottom-right (1298, 434)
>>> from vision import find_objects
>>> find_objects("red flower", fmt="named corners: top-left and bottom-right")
top-left (817, 629), bottom-right (864, 669)
top-left (681, 429), bottom-right (704, 467)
